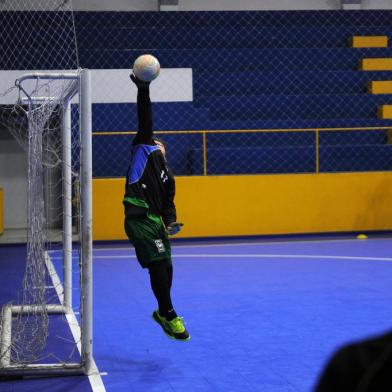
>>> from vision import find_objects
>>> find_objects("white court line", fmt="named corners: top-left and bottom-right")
top-left (93, 236), bottom-right (392, 252)
top-left (88, 253), bottom-right (392, 262)
top-left (45, 253), bottom-right (107, 392)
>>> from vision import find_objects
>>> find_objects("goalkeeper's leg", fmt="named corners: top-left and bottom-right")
top-left (167, 264), bottom-right (173, 290)
top-left (148, 261), bottom-right (176, 319)
top-left (148, 261), bottom-right (190, 341)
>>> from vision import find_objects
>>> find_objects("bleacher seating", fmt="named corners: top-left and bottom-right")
top-left (76, 11), bottom-right (392, 176)
top-left (193, 71), bottom-right (392, 96)
top-left (78, 47), bottom-right (392, 71)
top-left (3, 10), bottom-right (392, 175)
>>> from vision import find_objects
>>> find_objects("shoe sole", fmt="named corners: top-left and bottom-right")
top-left (152, 312), bottom-right (191, 341)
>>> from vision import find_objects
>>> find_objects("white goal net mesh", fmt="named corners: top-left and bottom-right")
top-left (0, 1), bottom-right (85, 372)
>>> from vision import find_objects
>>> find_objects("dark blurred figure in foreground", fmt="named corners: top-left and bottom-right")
top-left (315, 330), bottom-right (392, 392)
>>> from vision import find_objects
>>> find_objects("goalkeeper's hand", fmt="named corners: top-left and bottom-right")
top-left (130, 73), bottom-right (150, 89)
top-left (167, 222), bottom-right (184, 236)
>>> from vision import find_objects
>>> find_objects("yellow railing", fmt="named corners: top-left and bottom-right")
top-left (93, 126), bottom-right (392, 175)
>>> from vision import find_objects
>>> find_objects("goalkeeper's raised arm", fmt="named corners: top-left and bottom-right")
top-left (130, 73), bottom-right (153, 145)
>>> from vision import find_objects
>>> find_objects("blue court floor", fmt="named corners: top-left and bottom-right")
top-left (1, 235), bottom-right (392, 391)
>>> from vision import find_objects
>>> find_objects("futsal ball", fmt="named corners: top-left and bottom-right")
top-left (133, 54), bottom-right (160, 82)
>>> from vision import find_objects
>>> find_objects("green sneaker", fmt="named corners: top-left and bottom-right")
top-left (152, 310), bottom-right (191, 341)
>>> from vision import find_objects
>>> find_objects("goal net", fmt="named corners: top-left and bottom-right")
top-left (0, 0), bottom-right (93, 377)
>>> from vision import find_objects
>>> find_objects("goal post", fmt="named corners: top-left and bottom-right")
top-left (0, 69), bottom-right (94, 377)
top-left (79, 68), bottom-right (93, 375)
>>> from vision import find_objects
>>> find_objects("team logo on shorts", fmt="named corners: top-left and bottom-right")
top-left (154, 239), bottom-right (165, 253)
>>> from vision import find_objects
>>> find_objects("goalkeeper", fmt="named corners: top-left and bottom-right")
top-left (123, 73), bottom-right (190, 341)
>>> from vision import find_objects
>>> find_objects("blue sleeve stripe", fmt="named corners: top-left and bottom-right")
top-left (128, 144), bottom-right (160, 184)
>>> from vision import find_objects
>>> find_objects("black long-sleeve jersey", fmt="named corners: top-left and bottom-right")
top-left (123, 83), bottom-right (176, 226)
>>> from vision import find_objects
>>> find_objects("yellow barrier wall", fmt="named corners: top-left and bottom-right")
top-left (0, 187), bottom-right (3, 235)
top-left (93, 172), bottom-right (392, 240)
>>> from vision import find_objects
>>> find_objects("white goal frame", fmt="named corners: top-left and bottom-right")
top-left (0, 69), bottom-right (93, 376)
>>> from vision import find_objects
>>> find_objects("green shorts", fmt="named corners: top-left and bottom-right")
top-left (124, 213), bottom-right (172, 268)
